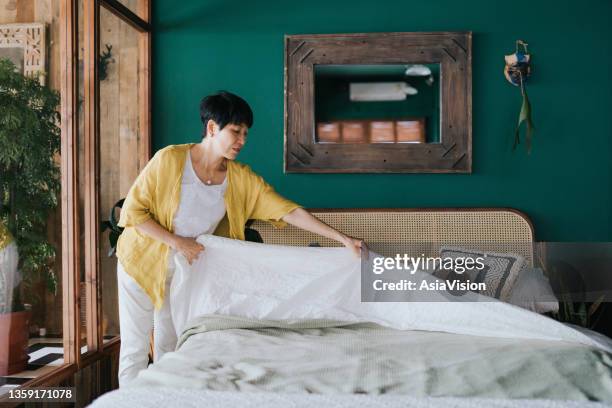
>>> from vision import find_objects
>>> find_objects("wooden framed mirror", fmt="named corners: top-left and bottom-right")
top-left (284, 31), bottom-right (472, 173)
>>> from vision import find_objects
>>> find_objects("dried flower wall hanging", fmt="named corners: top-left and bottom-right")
top-left (504, 40), bottom-right (534, 152)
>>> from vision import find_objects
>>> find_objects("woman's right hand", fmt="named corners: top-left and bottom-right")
top-left (171, 235), bottom-right (205, 265)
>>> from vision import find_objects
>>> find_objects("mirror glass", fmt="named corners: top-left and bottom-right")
top-left (99, 5), bottom-right (144, 343)
top-left (314, 64), bottom-right (441, 144)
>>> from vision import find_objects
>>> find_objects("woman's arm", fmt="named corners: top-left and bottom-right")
top-left (281, 208), bottom-right (367, 258)
top-left (134, 219), bottom-right (205, 264)
top-left (245, 167), bottom-right (365, 258)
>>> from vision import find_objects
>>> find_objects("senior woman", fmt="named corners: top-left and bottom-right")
top-left (115, 91), bottom-right (365, 386)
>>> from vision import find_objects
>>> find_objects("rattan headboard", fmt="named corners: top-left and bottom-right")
top-left (250, 208), bottom-right (535, 265)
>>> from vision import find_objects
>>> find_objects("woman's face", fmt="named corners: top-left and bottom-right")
top-left (207, 120), bottom-right (248, 160)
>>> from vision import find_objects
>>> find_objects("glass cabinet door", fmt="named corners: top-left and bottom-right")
top-left (98, 1), bottom-right (148, 343)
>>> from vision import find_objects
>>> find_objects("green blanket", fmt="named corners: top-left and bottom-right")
top-left (130, 314), bottom-right (612, 401)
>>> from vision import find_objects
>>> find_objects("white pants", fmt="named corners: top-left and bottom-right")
top-left (117, 257), bottom-right (177, 387)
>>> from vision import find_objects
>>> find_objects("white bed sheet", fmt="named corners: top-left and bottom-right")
top-left (169, 234), bottom-right (612, 352)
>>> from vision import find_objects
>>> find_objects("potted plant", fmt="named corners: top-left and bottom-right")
top-left (0, 58), bottom-right (61, 375)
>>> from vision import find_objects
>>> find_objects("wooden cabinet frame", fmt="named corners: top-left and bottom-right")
top-left (284, 32), bottom-right (472, 173)
top-left (82, 0), bottom-right (151, 365)
top-left (0, 0), bottom-right (152, 394)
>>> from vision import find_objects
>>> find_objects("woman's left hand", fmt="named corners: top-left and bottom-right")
top-left (340, 235), bottom-right (368, 258)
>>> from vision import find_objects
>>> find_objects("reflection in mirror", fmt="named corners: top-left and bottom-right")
top-left (314, 64), bottom-right (440, 144)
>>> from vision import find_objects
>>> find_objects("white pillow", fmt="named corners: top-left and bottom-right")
top-left (507, 267), bottom-right (559, 314)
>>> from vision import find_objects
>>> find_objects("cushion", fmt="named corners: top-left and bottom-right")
top-left (435, 246), bottom-right (525, 301)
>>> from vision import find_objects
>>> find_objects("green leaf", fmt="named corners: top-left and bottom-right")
top-left (513, 79), bottom-right (535, 153)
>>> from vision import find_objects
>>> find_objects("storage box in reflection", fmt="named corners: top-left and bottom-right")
top-left (316, 122), bottom-right (341, 143)
top-left (341, 121), bottom-right (367, 143)
top-left (396, 119), bottom-right (425, 143)
top-left (370, 121), bottom-right (395, 143)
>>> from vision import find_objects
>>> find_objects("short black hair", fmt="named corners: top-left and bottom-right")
top-left (199, 91), bottom-right (253, 137)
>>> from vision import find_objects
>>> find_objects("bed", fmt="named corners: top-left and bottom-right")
top-left (89, 208), bottom-right (612, 407)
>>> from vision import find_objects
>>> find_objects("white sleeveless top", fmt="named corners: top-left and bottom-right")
top-left (173, 150), bottom-right (227, 237)
top-left (168, 151), bottom-right (228, 271)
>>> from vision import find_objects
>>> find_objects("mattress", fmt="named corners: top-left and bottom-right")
top-left (89, 314), bottom-right (612, 407)
top-left (90, 388), bottom-right (611, 408)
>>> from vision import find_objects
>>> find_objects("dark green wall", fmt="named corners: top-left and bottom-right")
top-left (152, 0), bottom-right (612, 241)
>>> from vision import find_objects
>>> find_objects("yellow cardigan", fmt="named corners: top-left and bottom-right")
top-left (116, 143), bottom-right (303, 309)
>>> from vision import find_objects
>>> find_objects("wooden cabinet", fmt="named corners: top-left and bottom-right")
top-left (316, 119), bottom-right (426, 144)
top-left (0, 1), bottom-right (151, 405)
